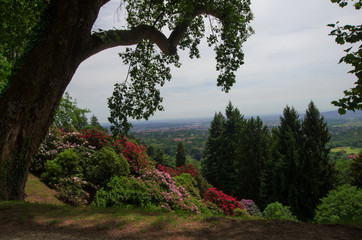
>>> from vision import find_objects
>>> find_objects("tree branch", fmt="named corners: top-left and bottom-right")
top-left (89, 7), bottom-right (222, 57)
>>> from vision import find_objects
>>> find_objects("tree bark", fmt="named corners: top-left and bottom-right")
top-left (0, 0), bottom-right (106, 200)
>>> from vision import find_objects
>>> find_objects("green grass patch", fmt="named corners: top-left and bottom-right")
top-left (331, 147), bottom-right (361, 155)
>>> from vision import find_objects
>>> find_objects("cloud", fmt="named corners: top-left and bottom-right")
top-left (68, 0), bottom-right (361, 123)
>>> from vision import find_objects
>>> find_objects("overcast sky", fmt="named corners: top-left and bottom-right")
top-left (67, 0), bottom-right (361, 123)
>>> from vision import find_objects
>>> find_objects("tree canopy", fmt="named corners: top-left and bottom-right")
top-left (329, 0), bottom-right (362, 114)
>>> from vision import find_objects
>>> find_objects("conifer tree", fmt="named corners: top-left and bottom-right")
top-left (219, 102), bottom-right (245, 196)
top-left (154, 148), bottom-right (167, 166)
top-left (235, 117), bottom-right (271, 204)
top-left (299, 101), bottom-right (335, 221)
top-left (202, 112), bottom-right (225, 189)
top-left (271, 106), bottom-right (303, 216)
top-left (176, 142), bottom-right (186, 168)
top-left (91, 115), bottom-right (101, 127)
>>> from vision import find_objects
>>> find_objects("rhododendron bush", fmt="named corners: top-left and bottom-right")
top-left (32, 127), bottom-right (252, 217)
top-left (203, 188), bottom-right (243, 215)
top-left (93, 169), bottom-right (201, 214)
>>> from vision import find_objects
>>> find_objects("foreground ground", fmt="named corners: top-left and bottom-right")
top-left (1, 203), bottom-right (361, 240)
top-left (0, 175), bottom-right (360, 240)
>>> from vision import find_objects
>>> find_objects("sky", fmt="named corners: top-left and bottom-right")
top-left (67, 0), bottom-right (361, 123)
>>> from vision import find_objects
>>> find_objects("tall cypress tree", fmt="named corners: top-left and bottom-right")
top-left (235, 117), bottom-right (271, 204)
top-left (202, 112), bottom-right (225, 189)
top-left (300, 101), bottom-right (334, 221)
top-left (176, 142), bottom-right (186, 167)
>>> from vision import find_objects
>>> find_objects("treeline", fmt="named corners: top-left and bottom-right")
top-left (202, 101), bottom-right (335, 221)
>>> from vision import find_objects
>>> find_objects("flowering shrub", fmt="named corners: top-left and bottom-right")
top-left (93, 169), bottom-right (201, 214)
top-left (174, 173), bottom-right (200, 199)
top-left (41, 149), bottom-right (82, 185)
top-left (118, 140), bottom-right (152, 175)
top-left (79, 129), bottom-right (112, 150)
top-left (140, 169), bottom-right (200, 214)
top-left (32, 128), bottom-right (96, 173)
top-left (203, 188), bottom-right (243, 215)
top-left (157, 164), bottom-right (199, 178)
top-left (54, 177), bottom-right (89, 206)
top-left (239, 199), bottom-right (263, 217)
top-left (93, 176), bottom-right (162, 208)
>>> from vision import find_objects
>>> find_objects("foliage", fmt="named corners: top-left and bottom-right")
top-left (233, 208), bottom-right (249, 217)
top-left (54, 177), bottom-right (89, 206)
top-left (174, 173), bottom-right (200, 199)
top-left (329, 0), bottom-right (362, 114)
top-left (0, 0), bottom-right (45, 95)
top-left (202, 102), bottom-right (245, 196)
top-left (235, 116), bottom-right (271, 204)
top-left (88, 146), bottom-right (130, 187)
top-left (32, 128), bottom-right (96, 174)
top-left (53, 92), bottom-right (90, 131)
top-left (93, 176), bottom-right (161, 209)
top-left (298, 101), bottom-right (335, 221)
top-left (93, 169), bottom-right (201, 214)
top-left (350, 152), bottom-right (362, 187)
top-left (239, 199), bottom-right (263, 217)
top-left (107, 0), bottom-right (253, 135)
top-left (176, 142), bottom-right (186, 167)
top-left (314, 184), bottom-right (362, 224)
top-left (41, 149), bottom-right (82, 185)
top-left (263, 202), bottom-right (299, 222)
top-left (203, 188), bottom-right (242, 216)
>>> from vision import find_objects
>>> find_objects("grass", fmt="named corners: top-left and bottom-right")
top-left (25, 174), bottom-right (64, 205)
top-left (331, 147), bottom-right (361, 155)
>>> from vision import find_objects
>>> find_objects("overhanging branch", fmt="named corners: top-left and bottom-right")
top-left (89, 7), bottom-right (222, 56)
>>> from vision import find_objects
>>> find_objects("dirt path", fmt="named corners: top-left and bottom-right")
top-left (1, 217), bottom-right (361, 240)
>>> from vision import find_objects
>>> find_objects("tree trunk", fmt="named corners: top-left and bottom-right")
top-left (0, 0), bottom-right (106, 200)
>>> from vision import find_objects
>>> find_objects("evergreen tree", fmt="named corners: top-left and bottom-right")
top-left (176, 142), bottom-right (186, 167)
top-left (154, 148), bottom-right (166, 166)
top-left (219, 102), bottom-right (245, 196)
top-left (202, 112), bottom-right (225, 189)
top-left (235, 117), bottom-right (271, 204)
top-left (147, 146), bottom-right (155, 159)
top-left (91, 114), bottom-right (101, 127)
top-left (299, 101), bottom-right (335, 221)
top-left (271, 106), bottom-right (303, 216)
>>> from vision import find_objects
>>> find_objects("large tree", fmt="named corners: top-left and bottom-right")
top-left (299, 101), bottom-right (334, 221)
top-left (0, 0), bottom-right (253, 200)
top-left (235, 116), bottom-right (271, 205)
top-left (175, 142), bottom-right (186, 168)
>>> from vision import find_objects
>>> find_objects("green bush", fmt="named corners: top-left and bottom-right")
top-left (314, 184), bottom-right (362, 224)
top-left (174, 173), bottom-right (200, 199)
top-left (92, 176), bottom-right (162, 209)
top-left (41, 149), bottom-right (82, 185)
top-left (263, 202), bottom-right (299, 221)
top-left (54, 177), bottom-right (89, 206)
top-left (234, 208), bottom-right (249, 217)
top-left (89, 146), bottom-right (130, 186)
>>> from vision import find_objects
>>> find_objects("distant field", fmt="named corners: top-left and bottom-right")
top-left (331, 147), bottom-right (361, 155)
